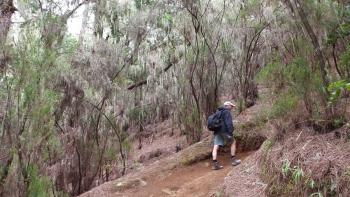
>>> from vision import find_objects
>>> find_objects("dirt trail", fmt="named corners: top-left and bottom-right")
top-left (80, 102), bottom-right (269, 197)
top-left (112, 152), bottom-right (253, 197)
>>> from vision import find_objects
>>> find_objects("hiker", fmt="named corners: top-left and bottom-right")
top-left (212, 101), bottom-right (241, 170)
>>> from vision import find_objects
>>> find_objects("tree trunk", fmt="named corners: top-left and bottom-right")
top-left (0, 154), bottom-right (13, 195)
top-left (290, 0), bottom-right (329, 88)
top-left (0, 0), bottom-right (16, 72)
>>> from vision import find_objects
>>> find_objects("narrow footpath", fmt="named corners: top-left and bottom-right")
top-left (113, 152), bottom-right (253, 197)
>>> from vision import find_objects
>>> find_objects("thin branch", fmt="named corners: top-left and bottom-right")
top-left (111, 55), bottom-right (134, 82)
top-left (37, 0), bottom-right (44, 12)
top-left (127, 56), bottom-right (181, 90)
top-left (63, 0), bottom-right (89, 20)
top-left (84, 99), bottom-right (127, 175)
top-left (200, 0), bottom-right (212, 18)
top-left (127, 80), bottom-right (147, 90)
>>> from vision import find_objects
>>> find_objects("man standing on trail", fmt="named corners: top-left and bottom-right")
top-left (212, 101), bottom-right (241, 170)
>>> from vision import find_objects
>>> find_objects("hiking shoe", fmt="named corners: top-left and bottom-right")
top-left (231, 158), bottom-right (241, 166)
top-left (212, 161), bottom-right (223, 170)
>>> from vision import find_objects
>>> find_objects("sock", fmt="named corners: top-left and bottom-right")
top-left (213, 160), bottom-right (217, 163)
top-left (231, 155), bottom-right (236, 159)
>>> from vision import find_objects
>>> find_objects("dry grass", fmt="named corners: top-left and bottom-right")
top-left (260, 126), bottom-right (350, 196)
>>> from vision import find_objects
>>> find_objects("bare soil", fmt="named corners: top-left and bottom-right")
top-left (129, 120), bottom-right (188, 166)
top-left (223, 150), bottom-right (267, 197)
top-left (124, 152), bottom-right (254, 197)
top-left (80, 151), bottom-right (253, 197)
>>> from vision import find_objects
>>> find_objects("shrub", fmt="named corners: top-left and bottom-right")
top-left (268, 92), bottom-right (299, 119)
top-left (127, 106), bottom-right (151, 124)
top-left (27, 164), bottom-right (52, 197)
top-left (258, 57), bottom-right (338, 132)
top-left (339, 44), bottom-right (350, 78)
top-left (328, 80), bottom-right (350, 103)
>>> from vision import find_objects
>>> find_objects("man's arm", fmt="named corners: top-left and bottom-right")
top-left (223, 110), bottom-right (233, 136)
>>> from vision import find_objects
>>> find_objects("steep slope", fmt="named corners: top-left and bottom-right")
top-left (79, 103), bottom-right (269, 197)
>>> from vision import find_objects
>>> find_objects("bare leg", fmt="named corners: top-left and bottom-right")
top-left (212, 145), bottom-right (219, 160)
top-left (230, 140), bottom-right (236, 157)
top-left (231, 140), bottom-right (241, 166)
top-left (212, 145), bottom-right (223, 170)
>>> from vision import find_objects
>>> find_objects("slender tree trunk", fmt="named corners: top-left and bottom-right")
top-left (78, 4), bottom-right (90, 45)
top-left (0, 154), bottom-right (13, 195)
top-left (0, 0), bottom-right (16, 72)
top-left (332, 43), bottom-right (342, 78)
top-left (290, 0), bottom-right (329, 88)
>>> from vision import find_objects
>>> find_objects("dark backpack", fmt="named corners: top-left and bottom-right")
top-left (207, 110), bottom-right (224, 132)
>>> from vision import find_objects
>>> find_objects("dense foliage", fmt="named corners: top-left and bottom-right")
top-left (0, 0), bottom-right (349, 196)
